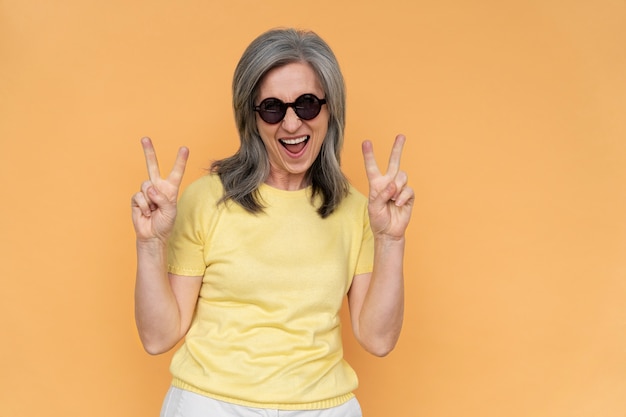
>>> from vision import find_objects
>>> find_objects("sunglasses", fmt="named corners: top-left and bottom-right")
top-left (254, 94), bottom-right (327, 124)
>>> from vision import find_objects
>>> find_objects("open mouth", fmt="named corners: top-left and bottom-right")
top-left (279, 135), bottom-right (309, 155)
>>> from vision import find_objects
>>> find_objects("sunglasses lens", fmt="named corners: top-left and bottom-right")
top-left (294, 94), bottom-right (322, 120)
top-left (258, 99), bottom-right (286, 124)
top-left (255, 94), bottom-right (325, 124)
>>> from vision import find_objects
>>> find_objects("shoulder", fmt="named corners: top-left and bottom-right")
top-left (344, 184), bottom-right (368, 208)
top-left (180, 173), bottom-right (223, 198)
top-left (177, 173), bottom-right (224, 211)
top-left (327, 183), bottom-right (368, 219)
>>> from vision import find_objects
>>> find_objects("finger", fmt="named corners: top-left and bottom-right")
top-left (385, 134), bottom-right (406, 177)
top-left (131, 191), bottom-right (153, 218)
top-left (166, 146), bottom-right (190, 187)
top-left (362, 140), bottom-right (381, 181)
top-left (140, 180), bottom-right (158, 211)
top-left (391, 171), bottom-right (409, 201)
top-left (393, 185), bottom-right (414, 207)
top-left (141, 137), bottom-right (161, 183)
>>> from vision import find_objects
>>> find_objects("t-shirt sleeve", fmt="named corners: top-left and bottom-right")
top-left (167, 178), bottom-right (210, 277)
top-left (354, 198), bottom-right (374, 276)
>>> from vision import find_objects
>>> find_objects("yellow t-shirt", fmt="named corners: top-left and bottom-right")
top-left (167, 174), bottom-right (374, 410)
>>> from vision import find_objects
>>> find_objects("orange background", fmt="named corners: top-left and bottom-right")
top-left (1, 1), bottom-right (625, 416)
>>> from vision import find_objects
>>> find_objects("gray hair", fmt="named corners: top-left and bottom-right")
top-left (211, 28), bottom-right (349, 218)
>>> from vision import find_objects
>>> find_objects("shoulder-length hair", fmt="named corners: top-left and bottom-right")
top-left (210, 28), bottom-right (349, 218)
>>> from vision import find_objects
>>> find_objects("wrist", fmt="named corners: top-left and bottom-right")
top-left (136, 237), bottom-right (168, 253)
top-left (373, 234), bottom-right (406, 255)
top-left (373, 233), bottom-right (405, 245)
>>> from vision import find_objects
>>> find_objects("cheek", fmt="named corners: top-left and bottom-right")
top-left (313, 122), bottom-right (329, 144)
top-left (257, 124), bottom-right (277, 146)
top-left (312, 114), bottom-right (330, 138)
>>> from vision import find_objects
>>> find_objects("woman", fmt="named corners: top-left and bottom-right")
top-left (131, 28), bottom-right (414, 416)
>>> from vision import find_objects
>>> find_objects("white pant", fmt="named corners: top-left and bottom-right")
top-left (160, 386), bottom-right (363, 417)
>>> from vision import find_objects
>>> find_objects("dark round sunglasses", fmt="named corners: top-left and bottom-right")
top-left (254, 94), bottom-right (327, 124)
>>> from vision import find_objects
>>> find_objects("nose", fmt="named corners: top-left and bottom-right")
top-left (281, 107), bottom-right (302, 131)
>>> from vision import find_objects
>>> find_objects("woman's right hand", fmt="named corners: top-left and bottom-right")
top-left (131, 137), bottom-right (189, 244)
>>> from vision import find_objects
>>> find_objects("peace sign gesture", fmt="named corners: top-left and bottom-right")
top-left (131, 137), bottom-right (189, 243)
top-left (362, 134), bottom-right (414, 240)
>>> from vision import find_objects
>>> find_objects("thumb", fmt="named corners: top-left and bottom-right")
top-left (147, 185), bottom-right (174, 210)
top-left (381, 181), bottom-right (398, 201)
top-left (372, 181), bottom-right (397, 208)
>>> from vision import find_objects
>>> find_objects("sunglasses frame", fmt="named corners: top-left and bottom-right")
top-left (253, 94), bottom-right (327, 124)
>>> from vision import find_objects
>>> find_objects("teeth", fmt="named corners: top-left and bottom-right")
top-left (280, 136), bottom-right (308, 145)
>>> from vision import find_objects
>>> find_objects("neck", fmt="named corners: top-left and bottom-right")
top-left (265, 172), bottom-right (309, 191)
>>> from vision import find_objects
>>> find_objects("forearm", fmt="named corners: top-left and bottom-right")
top-left (355, 133), bottom-right (413, 356)
top-left (134, 239), bottom-right (182, 354)
top-left (358, 236), bottom-right (405, 356)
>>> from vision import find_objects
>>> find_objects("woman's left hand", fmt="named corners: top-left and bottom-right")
top-left (362, 134), bottom-right (414, 240)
